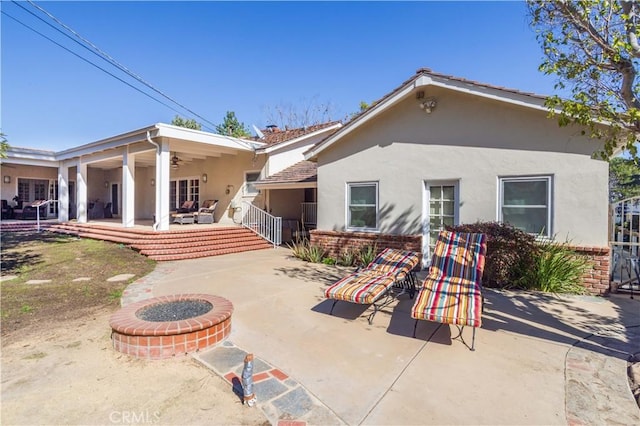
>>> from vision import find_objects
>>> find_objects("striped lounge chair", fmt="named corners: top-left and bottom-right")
top-left (411, 231), bottom-right (487, 351)
top-left (325, 248), bottom-right (420, 324)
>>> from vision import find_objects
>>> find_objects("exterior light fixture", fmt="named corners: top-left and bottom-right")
top-left (419, 97), bottom-right (438, 114)
top-left (104, 181), bottom-right (109, 188)
top-left (202, 173), bottom-right (208, 183)
top-left (151, 178), bottom-right (155, 186)
top-left (3, 176), bottom-right (10, 184)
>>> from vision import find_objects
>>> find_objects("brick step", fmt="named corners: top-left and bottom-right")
top-left (145, 243), bottom-right (272, 261)
top-left (0, 222), bottom-right (56, 232)
top-left (133, 234), bottom-right (269, 251)
top-left (49, 223), bottom-right (248, 241)
top-left (138, 238), bottom-right (271, 256)
top-left (2, 221), bottom-right (274, 261)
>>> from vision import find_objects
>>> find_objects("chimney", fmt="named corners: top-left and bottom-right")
top-left (266, 124), bottom-right (280, 133)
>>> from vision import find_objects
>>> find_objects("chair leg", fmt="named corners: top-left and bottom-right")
top-left (413, 319), bottom-right (419, 338)
top-left (471, 327), bottom-right (476, 352)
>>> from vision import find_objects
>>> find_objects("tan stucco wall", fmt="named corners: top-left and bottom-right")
top-left (268, 189), bottom-right (305, 219)
top-left (317, 88), bottom-right (609, 247)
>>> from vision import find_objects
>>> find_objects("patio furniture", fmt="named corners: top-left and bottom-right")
top-left (411, 231), bottom-right (487, 351)
top-left (21, 200), bottom-right (48, 220)
top-left (176, 200), bottom-right (197, 213)
top-left (325, 248), bottom-right (421, 324)
top-left (195, 212), bottom-right (214, 224)
top-left (88, 201), bottom-right (105, 219)
top-left (173, 213), bottom-right (195, 225)
top-left (103, 202), bottom-right (113, 218)
top-left (1, 200), bottom-right (13, 219)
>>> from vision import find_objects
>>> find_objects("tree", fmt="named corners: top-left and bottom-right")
top-left (215, 111), bottom-right (251, 138)
top-left (262, 96), bottom-right (337, 129)
top-left (0, 133), bottom-right (8, 159)
top-left (609, 156), bottom-right (640, 201)
top-left (171, 115), bottom-right (201, 130)
top-left (528, 1), bottom-right (640, 157)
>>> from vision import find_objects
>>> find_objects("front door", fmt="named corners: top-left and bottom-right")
top-left (423, 181), bottom-right (459, 268)
top-left (111, 183), bottom-right (119, 216)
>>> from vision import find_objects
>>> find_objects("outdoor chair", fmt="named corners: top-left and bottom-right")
top-left (411, 231), bottom-right (487, 351)
top-left (325, 248), bottom-right (421, 324)
top-left (198, 199), bottom-right (218, 214)
top-left (176, 200), bottom-right (196, 213)
top-left (195, 199), bottom-right (218, 224)
top-left (103, 202), bottom-right (113, 218)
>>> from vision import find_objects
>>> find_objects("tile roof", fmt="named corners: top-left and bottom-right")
top-left (345, 68), bottom-right (547, 125)
top-left (257, 121), bottom-right (341, 146)
top-left (256, 160), bottom-right (317, 185)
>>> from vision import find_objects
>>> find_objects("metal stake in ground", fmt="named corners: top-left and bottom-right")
top-left (242, 353), bottom-right (257, 407)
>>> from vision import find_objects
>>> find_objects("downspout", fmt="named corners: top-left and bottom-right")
top-left (146, 131), bottom-right (160, 231)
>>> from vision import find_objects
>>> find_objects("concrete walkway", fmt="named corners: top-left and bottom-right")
top-left (122, 248), bottom-right (640, 425)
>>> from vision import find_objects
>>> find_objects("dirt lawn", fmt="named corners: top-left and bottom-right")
top-left (1, 306), bottom-right (269, 425)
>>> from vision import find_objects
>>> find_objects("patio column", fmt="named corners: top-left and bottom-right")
top-left (122, 147), bottom-right (135, 228)
top-left (155, 139), bottom-right (171, 231)
top-left (57, 165), bottom-right (69, 222)
top-left (76, 161), bottom-right (88, 223)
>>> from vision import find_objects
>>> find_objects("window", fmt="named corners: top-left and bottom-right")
top-left (170, 178), bottom-right (199, 209)
top-left (499, 176), bottom-right (552, 237)
top-left (244, 171), bottom-right (261, 196)
top-left (347, 182), bottom-right (378, 230)
top-left (427, 184), bottom-right (457, 254)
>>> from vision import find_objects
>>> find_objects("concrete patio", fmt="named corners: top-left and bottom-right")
top-left (124, 248), bottom-right (640, 425)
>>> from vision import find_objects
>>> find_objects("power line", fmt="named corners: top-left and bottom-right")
top-left (1, 10), bottom-right (186, 118)
top-left (21, 0), bottom-right (219, 130)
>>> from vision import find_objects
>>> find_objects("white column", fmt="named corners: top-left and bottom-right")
top-left (122, 147), bottom-right (135, 228)
top-left (155, 140), bottom-right (171, 231)
top-left (77, 161), bottom-right (88, 223)
top-left (58, 165), bottom-right (69, 222)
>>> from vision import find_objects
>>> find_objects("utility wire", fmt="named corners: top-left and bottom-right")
top-left (21, 0), bottom-right (219, 131)
top-left (1, 10), bottom-right (186, 118)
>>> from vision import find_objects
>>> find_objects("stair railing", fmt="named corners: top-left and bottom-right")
top-left (34, 199), bottom-right (57, 232)
top-left (241, 201), bottom-right (282, 247)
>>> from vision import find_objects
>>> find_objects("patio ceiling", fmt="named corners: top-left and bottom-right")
top-left (86, 138), bottom-right (242, 170)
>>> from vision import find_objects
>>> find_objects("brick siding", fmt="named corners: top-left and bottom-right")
top-left (568, 245), bottom-right (610, 295)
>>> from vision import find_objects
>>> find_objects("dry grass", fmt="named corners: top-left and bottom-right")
top-left (1, 232), bottom-right (155, 338)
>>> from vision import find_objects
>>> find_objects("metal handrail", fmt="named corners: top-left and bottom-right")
top-left (241, 202), bottom-right (282, 247)
top-left (31, 199), bottom-right (57, 232)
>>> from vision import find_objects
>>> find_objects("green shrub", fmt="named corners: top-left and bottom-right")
top-left (517, 241), bottom-right (588, 294)
top-left (338, 247), bottom-right (357, 267)
top-left (357, 244), bottom-right (378, 267)
top-left (446, 222), bottom-right (539, 289)
top-left (322, 257), bottom-right (337, 265)
top-left (288, 238), bottom-right (310, 262)
top-left (307, 245), bottom-right (327, 263)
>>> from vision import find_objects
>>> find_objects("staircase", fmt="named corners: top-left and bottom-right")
top-left (2, 222), bottom-right (273, 261)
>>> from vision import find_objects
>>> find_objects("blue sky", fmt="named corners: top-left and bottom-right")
top-left (1, 1), bottom-right (556, 151)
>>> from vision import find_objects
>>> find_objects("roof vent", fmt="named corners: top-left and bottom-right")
top-left (416, 67), bottom-right (432, 74)
top-left (266, 124), bottom-right (280, 132)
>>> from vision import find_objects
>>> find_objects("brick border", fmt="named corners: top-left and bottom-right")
top-left (567, 245), bottom-right (610, 295)
top-left (310, 230), bottom-right (611, 296)
top-left (309, 230), bottom-right (422, 263)
top-left (110, 294), bottom-right (233, 360)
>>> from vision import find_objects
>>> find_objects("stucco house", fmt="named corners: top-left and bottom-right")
top-left (0, 121), bottom-right (340, 235)
top-left (304, 68), bottom-right (610, 293)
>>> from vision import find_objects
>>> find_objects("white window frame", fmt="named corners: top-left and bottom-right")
top-left (243, 170), bottom-right (261, 196)
top-left (170, 177), bottom-right (200, 209)
top-left (422, 180), bottom-right (459, 266)
top-left (498, 175), bottom-right (552, 238)
top-left (346, 181), bottom-right (379, 231)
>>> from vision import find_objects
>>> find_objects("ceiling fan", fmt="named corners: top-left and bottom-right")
top-left (170, 152), bottom-right (183, 169)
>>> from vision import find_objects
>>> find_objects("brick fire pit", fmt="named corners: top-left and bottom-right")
top-left (109, 294), bottom-right (233, 360)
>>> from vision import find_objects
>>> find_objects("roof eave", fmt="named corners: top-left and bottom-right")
top-left (305, 72), bottom-right (551, 160)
